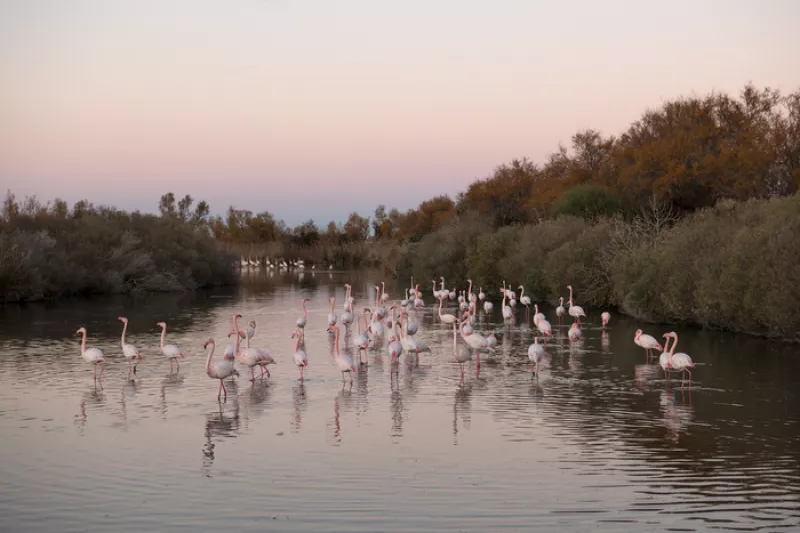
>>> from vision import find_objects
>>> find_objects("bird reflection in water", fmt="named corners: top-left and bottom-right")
top-left (660, 386), bottom-right (693, 444)
top-left (160, 372), bottom-right (185, 419)
top-left (291, 383), bottom-right (307, 433)
top-left (202, 402), bottom-right (240, 476)
top-left (238, 380), bottom-right (270, 431)
top-left (75, 386), bottom-right (106, 434)
top-left (116, 378), bottom-right (139, 432)
top-left (601, 330), bottom-right (611, 353)
top-left (331, 381), bottom-right (353, 444)
top-left (453, 380), bottom-right (473, 446)
top-left (389, 377), bottom-right (404, 440)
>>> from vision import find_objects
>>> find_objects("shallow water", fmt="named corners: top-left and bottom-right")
top-left (1, 270), bottom-right (798, 532)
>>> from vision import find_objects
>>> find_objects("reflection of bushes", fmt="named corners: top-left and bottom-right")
top-left (0, 199), bottom-right (236, 302)
top-left (396, 193), bottom-right (800, 341)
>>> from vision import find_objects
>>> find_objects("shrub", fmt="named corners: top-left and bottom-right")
top-left (550, 184), bottom-right (622, 220)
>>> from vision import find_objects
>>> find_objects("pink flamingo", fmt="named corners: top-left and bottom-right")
top-left (635, 329), bottom-right (663, 360)
top-left (555, 297), bottom-right (565, 325)
top-left (291, 329), bottom-right (308, 380)
top-left (568, 322), bottom-right (582, 341)
top-left (328, 325), bottom-right (356, 383)
top-left (296, 298), bottom-right (308, 330)
top-left (601, 312), bottom-right (611, 329)
top-left (566, 285), bottom-right (586, 325)
top-left (664, 332), bottom-right (695, 385)
top-left (156, 321), bottom-right (184, 371)
top-left (76, 327), bottom-right (105, 381)
top-left (528, 337), bottom-right (545, 377)
top-left (117, 317), bottom-right (141, 374)
top-left (203, 338), bottom-right (238, 401)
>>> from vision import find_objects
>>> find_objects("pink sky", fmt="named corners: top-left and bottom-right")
top-left (1, 0), bottom-right (799, 225)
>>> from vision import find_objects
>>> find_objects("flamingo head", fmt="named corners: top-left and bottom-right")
top-left (329, 296), bottom-right (335, 303)
top-left (227, 329), bottom-right (236, 338)
top-left (291, 330), bottom-right (298, 339)
top-left (571, 323), bottom-right (578, 329)
top-left (635, 329), bottom-right (643, 338)
top-left (559, 297), bottom-right (563, 304)
top-left (156, 321), bottom-right (166, 328)
top-left (203, 338), bottom-right (214, 349)
top-left (302, 298), bottom-right (308, 303)
top-left (233, 314), bottom-right (242, 319)
top-left (75, 327), bottom-right (86, 335)
top-left (117, 316), bottom-right (128, 323)
top-left (567, 285), bottom-right (573, 290)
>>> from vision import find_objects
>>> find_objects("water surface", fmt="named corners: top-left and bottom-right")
top-left (1, 270), bottom-right (798, 532)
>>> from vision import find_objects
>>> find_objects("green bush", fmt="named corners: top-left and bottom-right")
top-left (550, 184), bottom-right (622, 220)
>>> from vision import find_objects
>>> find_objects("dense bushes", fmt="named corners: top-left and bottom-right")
top-left (397, 193), bottom-right (800, 341)
top-left (0, 197), bottom-right (236, 302)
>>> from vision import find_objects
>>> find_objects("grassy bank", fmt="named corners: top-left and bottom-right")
top-left (399, 194), bottom-right (800, 341)
top-left (0, 195), bottom-right (236, 302)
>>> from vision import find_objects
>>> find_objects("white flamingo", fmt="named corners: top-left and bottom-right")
top-left (453, 321), bottom-right (472, 377)
top-left (438, 296), bottom-right (457, 325)
top-left (483, 300), bottom-right (494, 314)
top-left (230, 314), bottom-right (274, 381)
top-left (238, 320), bottom-right (257, 340)
top-left (353, 309), bottom-right (370, 364)
top-left (204, 338), bottom-right (238, 401)
top-left (556, 297), bottom-right (566, 324)
top-left (566, 285), bottom-right (586, 325)
top-left (501, 284), bottom-right (513, 321)
top-left (478, 287), bottom-right (485, 301)
top-left (635, 329), bottom-right (663, 359)
top-left (341, 285), bottom-right (354, 327)
top-left (664, 332), bottom-right (695, 385)
top-left (328, 325), bottom-right (356, 383)
top-left (327, 297), bottom-right (338, 327)
top-left (117, 316), bottom-right (141, 374)
top-left (659, 333), bottom-right (673, 374)
top-left (76, 327), bottom-right (105, 381)
top-left (519, 285), bottom-right (531, 319)
top-left (601, 312), bottom-right (611, 329)
top-left (537, 317), bottom-right (553, 345)
top-left (240, 325), bottom-right (275, 379)
top-left (291, 329), bottom-right (308, 380)
top-left (528, 337), bottom-right (545, 377)
top-left (156, 321), bottom-right (184, 371)
top-left (532, 304), bottom-right (545, 327)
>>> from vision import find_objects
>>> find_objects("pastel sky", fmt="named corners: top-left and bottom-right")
top-left (1, 0), bottom-right (798, 226)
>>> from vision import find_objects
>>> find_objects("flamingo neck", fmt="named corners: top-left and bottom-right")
top-left (80, 330), bottom-right (87, 355)
top-left (160, 326), bottom-right (166, 349)
top-left (333, 328), bottom-right (340, 355)
top-left (467, 280), bottom-right (472, 297)
top-left (302, 299), bottom-right (307, 317)
top-left (120, 321), bottom-right (128, 347)
top-left (295, 333), bottom-right (301, 352)
top-left (669, 334), bottom-right (678, 364)
top-left (205, 343), bottom-right (215, 372)
top-left (452, 322), bottom-right (457, 353)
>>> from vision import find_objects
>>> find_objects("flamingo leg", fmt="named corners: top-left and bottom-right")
top-left (251, 367), bottom-right (255, 382)
top-left (266, 367), bottom-right (270, 378)
top-left (99, 364), bottom-right (104, 380)
top-left (176, 358), bottom-right (180, 370)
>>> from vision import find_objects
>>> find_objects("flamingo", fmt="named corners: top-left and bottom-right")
top-left (117, 316), bottom-right (141, 374)
top-left (528, 337), bottom-right (545, 377)
top-left (452, 321), bottom-right (472, 377)
top-left (568, 322), bottom-right (582, 341)
top-left (204, 338), bottom-right (238, 401)
top-left (519, 286), bottom-right (531, 319)
top-left (401, 289), bottom-right (409, 308)
top-left (296, 298), bottom-right (308, 330)
top-left (240, 325), bottom-right (275, 379)
top-left (532, 304), bottom-right (545, 327)
top-left (556, 297), bottom-right (566, 324)
top-left (76, 327), bottom-right (105, 381)
top-left (566, 285), bottom-right (586, 325)
top-left (601, 311), bottom-right (611, 329)
top-left (353, 309), bottom-right (370, 364)
top-left (486, 332), bottom-right (497, 350)
top-left (664, 332), bottom-right (695, 385)
top-left (438, 296), bottom-right (457, 325)
top-left (459, 311), bottom-right (490, 370)
top-left (156, 321), bottom-right (184, 371)
top-left (413, 284), bottom-right (424, 308)
top-left (537, 317), bottom-right (553, 345)
top-left (238, 320), bottom-right (257, 340)
top-left (327, 297), bottom-right (338, 327)
top-left (659, 332), bottom-right (673, 374)
top-left (483, 300), bottom-right (494, 314)
top-left (635, 329), bottom-right (663, 360)
top-left (478, 287), bottom-right (485, 301)
top-left (291, 329), bottom-right (308, 380)
top-left (230, 314), bottom-right (274, 381)
top-left (387, 307), bottom-right (403, 365)
top-left (328, 325), bottom-right (355, 383)
top-left (501, 284), bottom-right (513, 321)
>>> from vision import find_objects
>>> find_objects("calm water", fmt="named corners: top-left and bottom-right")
top-left (1, 270), bottom-right (799, 532)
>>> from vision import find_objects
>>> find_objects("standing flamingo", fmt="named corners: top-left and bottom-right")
top-left (296, 298), bottom-right (308, 330)
top-left (76, 327), bottom-right (105, 381)
top-left (328, 325), bottom-right (356, 383)
top-left (566, 285), bottom-right (586, 325)
top-left (117, 317), bottom-right (141, 374)
top-left (341, 285), bottom-right (354, 327)
top-left (353, 308), bottom-right (370, 365)
top-left (519, 286), bottom-right (531, 320)
top-left (501, 284), bottom-right (513, 321)
top-left (568, 322), bottom-right (582, 341)
top-left (537, 316), bottom-right (553, 345)
top-left (635, 329), bottom-right (663, 360)
top-left (204, 338), bottom-right (238, 401)
top-left (230, 314), bottom-right (273, 381)
top-left (601, 312), bottom-right (611, 329)
top-left (291, 329), bottom-right (308, 380)
top-left (532, 304), bottom-right (545, 327)
top-left (453, 321), bottom-right (472, 377)
top-left (438, 296), bottom-right (457, 325)
top-left (238, 320), bottom-right (257, 340)
top-left (664, 332), bottom-right (695, 385)
top-left (659, 332), bottom-right (673, 374)
top-left (556, 297), bottom-right (566, 325)
top-left (327, 297), bottom-right (338, 327)
top-left (240, 326), bottom-right (275, 379)
top-left (156, 321), bottom-right (184, 371)
top-left (387, 307), bottom-right (403, 366)
top-left (528, 337), bottom-right (545, 377)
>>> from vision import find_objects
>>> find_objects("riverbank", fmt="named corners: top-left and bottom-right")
top-left (398, 193), bottom-right (800, 342)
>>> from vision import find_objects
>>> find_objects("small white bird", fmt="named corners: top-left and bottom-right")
top-left (117, 316), bottom-right (141, 374)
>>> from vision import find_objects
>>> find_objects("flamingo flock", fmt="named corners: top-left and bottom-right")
top-left (73, 280), bottom-right (696, 396)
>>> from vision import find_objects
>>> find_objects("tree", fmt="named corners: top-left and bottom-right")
top-left (177, 194), bottom-right (193, 220)
top-left (550, 184), bottom-right (621, 220)
top-left (159, 193), bottom-right (176, 217)
top-left (343, 212), bottom-right (370, 242)
top-left (293, 220), bottom-right (320, 246)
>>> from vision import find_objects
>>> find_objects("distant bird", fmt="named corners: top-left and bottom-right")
top-left (519, 285), bottom-right (531, 318)
top-left (483, 300), bottom-right (494, 314)
top-left (533, 304), bottom-right (545, 327)
top-left (117, 316), bottom-right (141, 374)
top-left (238, 320), bottom-right (257, 340)
top-left (203, 338), bottom-right (238, 401)
top-left (438, 297), bottom-right (458, 325)
top-left (537, 318), bottom-right (553, 345)
top-left (327, 297), bottom-right (338, 327)
top-left (555, 297), bottom-right (566, 324)
top-left (156, 321), bottom-right (184, 371)
top-left (76, 327), bottom-right (105, 381)
top-left (601, 312), bottom-right (611, 329)
top-left (486, 332), bottom-right (497, 350)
